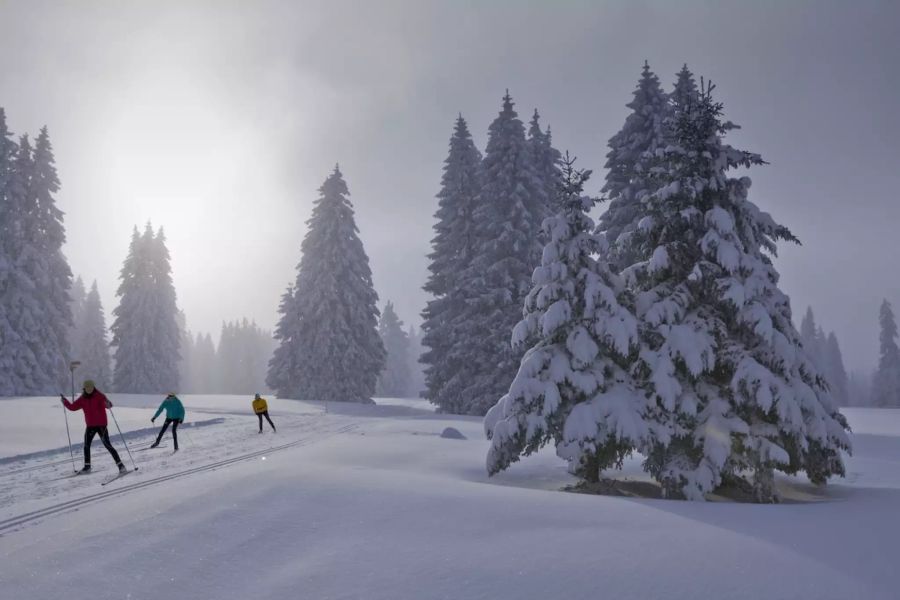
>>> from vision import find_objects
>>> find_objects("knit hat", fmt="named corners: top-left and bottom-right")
top-left (83, 380), bottom-right (95, 393)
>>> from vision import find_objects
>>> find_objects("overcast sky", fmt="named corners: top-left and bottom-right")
top-left (1, 0), bottom-right (898, 373)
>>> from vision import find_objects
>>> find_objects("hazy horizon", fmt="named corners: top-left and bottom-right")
top-left (1, 0), bottom-right (898, 374)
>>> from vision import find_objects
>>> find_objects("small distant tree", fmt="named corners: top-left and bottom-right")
top-left (824, 332), bottom-right (849, 406)
top-left (75, 281), bottom-right (112, 389)
top-left (376, 301), bottom-right (411, 397)
top-left (872, 300), bottom-right (900, 407)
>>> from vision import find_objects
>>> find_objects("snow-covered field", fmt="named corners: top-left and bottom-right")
top-left (1, 395), bottom-right (899, 599)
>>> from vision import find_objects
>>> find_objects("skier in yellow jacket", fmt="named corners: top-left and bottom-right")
top-left (252, 393), bottom-right (276, 433)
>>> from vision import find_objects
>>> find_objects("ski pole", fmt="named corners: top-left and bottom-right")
top-left (61, 398), bottom-right (76, 472)
top-left (63, 361), bottom-right (80, 472)
top-left (109, 407), bottom-right (138, 471)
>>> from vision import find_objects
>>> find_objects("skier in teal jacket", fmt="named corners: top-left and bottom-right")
top-left (150, 393), bottom-right (185, 451)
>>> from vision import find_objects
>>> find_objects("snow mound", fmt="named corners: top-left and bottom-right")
top-left (440, 427), bottom-right (467, 440)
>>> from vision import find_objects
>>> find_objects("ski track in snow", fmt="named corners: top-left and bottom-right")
top-left (0, 400), bottom-right (354, 531)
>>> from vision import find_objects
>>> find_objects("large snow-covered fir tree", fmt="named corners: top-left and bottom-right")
top-left (267, 167), bottom-right (385, 402)
top-left (73, 280), bottom-right (112, 389)
top-left (28, 127), bottom-right (73, 391)
top-left (455, 92), bottom-right (547, 416)
top-left (597, 61), bottom-right (669, 271)
top-left (485, 156), bottom-right (647, 482)
top-left (0, 109), bottom-right (19, 394)
top-left (872, 300), bottom-right (900, 407)
top-left (0, 124), bottom-right (73, 395)
top-left (5, 135), bottom-right (49, 393)
top-left (421, 115), bottom-right (483, 412)
top-left (376, 301), bottom-right (411, 397)
top-left (620, 82), bottom-right (849, 501)
top-left (111, 225), bottom-right (181, 393)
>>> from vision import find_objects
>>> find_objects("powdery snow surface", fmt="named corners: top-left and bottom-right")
top-left (0, 396), bottom-right (898, 599)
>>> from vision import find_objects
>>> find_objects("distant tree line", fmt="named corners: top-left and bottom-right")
top-left (180, 318), bottom-right (276, 395)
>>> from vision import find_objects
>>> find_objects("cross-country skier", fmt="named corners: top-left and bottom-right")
top-left (60, 380), bottom-right (126, 474)
top-left (150, 393), bottom-right (185, 451)
top-left (252, 393), bottom-right (276, 433)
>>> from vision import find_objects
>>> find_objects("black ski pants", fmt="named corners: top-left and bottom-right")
top-left (257, 411), bottom-right (276, 432)
top-left (155, 418), bottom-right (182, 449)
top-left (84, 426), bottom-right (122, 467)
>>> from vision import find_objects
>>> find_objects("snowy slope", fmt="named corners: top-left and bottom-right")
top-left (0, 398), bottom-right (898, 599)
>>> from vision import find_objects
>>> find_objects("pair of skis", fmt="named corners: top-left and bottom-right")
top-left (53, 468), bottom-right (135, 486)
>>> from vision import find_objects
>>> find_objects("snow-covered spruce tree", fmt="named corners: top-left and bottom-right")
top-left (485, 156), bottom-right (646, 482)
top-left (111, 228), bottom-right (145, 391)
top-left (421, 115), bottom-right (483, 412)
top-left (376, 301), bottom-right (411, 397)
top-left (824, 332), bottom-right (849, 406)
top-left (456, 92), bottom-right (547, 416)
top-left (625, 82), bottom-right (849, 502)
top-left (28, 127), bottom-right (73, 392)
top-left (0, 129), bottom-right (73, 394)
top-left (597, 61), bottom-right (670, 272)
top-left (527, 109), bottom-right (562, 215)
top-left (266, 167), bottom-right (385, 402)
top-left (0, 112), bottom-right (22, 395)
top-left (75, 280), bottom-right (112, 389)
top-left (266, 285), bottom-right (297, 396)
top-left (872, 300), bottom-right (900, 407)
top-left (111, 225), bottom-right (181, 393)
top-left (147, 228), bottom-right (180, 390)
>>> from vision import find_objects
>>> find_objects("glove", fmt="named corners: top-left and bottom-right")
top-left (105, 399), bottom-right (113, 408)
top-left (151, 418), bottom-right (156, 423)
top-left (59, 395), bottom-right (66, 405)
